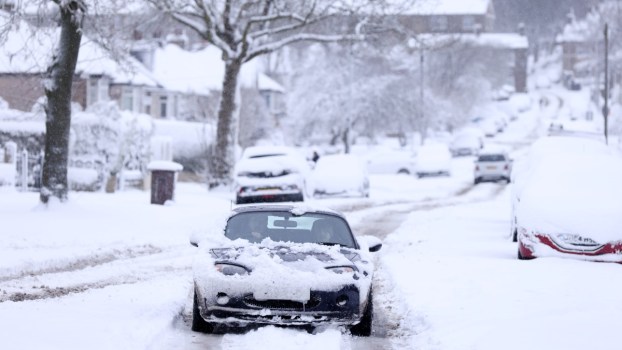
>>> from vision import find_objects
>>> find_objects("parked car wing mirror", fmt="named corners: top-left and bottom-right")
top-left (357, 235), bottom-right (383, 252)
top-left (189, 231), bottom-right (203, 247)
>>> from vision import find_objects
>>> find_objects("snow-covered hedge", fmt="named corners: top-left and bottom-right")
top-left (152, 119), bottom-right (214, 173)
top-left (0, 102), bottom-right (156, 191)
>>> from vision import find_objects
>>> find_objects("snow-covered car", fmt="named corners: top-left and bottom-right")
top-left (233, 146), bottom-right (310, 204)
top-left (473, 149), bottom-right (512, 184)
top-left (190, 204), bottom-right (382, 336)
top-left (449, 127), bottom-right (484, 157)
top-left (509, 134), bottom-right (611, 242)
top-left (415, 143), bottom-right (452, 177)
top-left (509, 134), bottom-right (622, 262)
top-left (311, 153), bottom-right (370, 198)
top-left (477, 119), bottom-right (499, 138)
top-left (365, 149), bottom-right (417, 175)
top-left (515, 151), bottom-right (622, 262)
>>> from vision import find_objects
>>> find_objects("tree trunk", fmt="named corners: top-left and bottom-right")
top-left (40, 4), bottom-right (83, 203)
top-left (342, 127), bottom-right (350, 154)
top-left (208, 59), bottom-right (242, 187)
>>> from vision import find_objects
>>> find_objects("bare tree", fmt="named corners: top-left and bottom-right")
top-left (40, 0), bottom-right (87, 204)
top-left (149, 0), bottom-right (369, 187)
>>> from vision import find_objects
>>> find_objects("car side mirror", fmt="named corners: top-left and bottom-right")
top-left (189, 231), bottom-right (203, 247)
top-left (357, 235), bottom-right (382, 252)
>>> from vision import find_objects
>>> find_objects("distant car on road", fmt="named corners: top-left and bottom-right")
top-left (473, 149), bottom-right (512, 184)
top-left (233, 146), bottom-right (310, 204)
top-left (311, 153), bottom-right (370, 198)
top-left (190, 204), bottom-right (382, 336)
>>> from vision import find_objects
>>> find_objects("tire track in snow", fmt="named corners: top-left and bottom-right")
top-left (0, 246), bottom-right (192, 303)
top-left (345, 182), bottom-right (508, 349)
top-left (0, 244), bottom-right (163, 282)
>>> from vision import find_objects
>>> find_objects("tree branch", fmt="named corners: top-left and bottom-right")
top-left (245, 33), bottom-right (363, 62)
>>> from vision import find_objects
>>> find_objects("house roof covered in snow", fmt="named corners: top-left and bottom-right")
top-left (409, 32), bottom-right (528, 50)
top-left (0, 12), bottom-right (160, 87)
top-left (151, 43), bottom-right (284, 95)
top-left (398, 0), bottom-right (492, 16)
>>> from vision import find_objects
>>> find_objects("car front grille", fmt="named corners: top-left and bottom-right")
top-left (243, 294), bottom-right (321, 311)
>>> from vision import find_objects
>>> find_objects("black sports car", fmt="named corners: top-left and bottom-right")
top-left (190, 204), bottom-right (382, 336)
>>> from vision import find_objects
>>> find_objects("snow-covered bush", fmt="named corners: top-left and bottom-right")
top-left (68, 167), bottom-right (101, 192)
top-left (119, 111), bottom-right (154, 172)
top-left (152, 119), bottom-right (213, 175)
top-left (72, 102), bottom-right (122, 176)
top-left (70, 102), bottom-right (154, 190)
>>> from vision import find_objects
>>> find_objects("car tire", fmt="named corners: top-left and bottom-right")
top-left (397, 169), bottom-right (410, 175)
top-left (512, 228), bottom-right (517, 242)
top-left (474, 178), bottom-right (480, 185)
top-left (192, 291), bottom-right (214, 333)
top-left (350, 289), bottom-right (373, 337)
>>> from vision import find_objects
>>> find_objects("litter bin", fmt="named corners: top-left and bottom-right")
top-left (147, 161), bottom-right (183, 205)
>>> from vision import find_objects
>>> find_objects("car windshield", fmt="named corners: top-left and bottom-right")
top-left (478, 154), bottom-right (506, 162)
top-left (225, 211), bottom-right (356, 248)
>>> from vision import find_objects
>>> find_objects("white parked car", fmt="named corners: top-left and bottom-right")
top-left (478, 119), bottom-right (499, 138)
top-left (450, 127), bottom-right (484, 157)
top-left (415, 143), bottom-right (452, 178)
top-left (311, 154), bottom-right (370, 198)
top-left (233, 146), bottom-right (310, 204)
top-left (365, 149), bottom-right (417, 175)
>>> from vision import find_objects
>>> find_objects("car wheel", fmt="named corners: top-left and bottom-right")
top-left (512, 228), bottom-right (517, 242)
top-left (192, 290), bottom-right (214, 333)
top-left (397, 169), bottom-right (410, 175)
top-left (474, 178), bottom-right (480, 185)
top-left (350, 289), bottom-right (373, 337)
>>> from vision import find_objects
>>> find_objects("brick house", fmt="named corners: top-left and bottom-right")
top-left (399, 0), bottom-right (528, 93)
top-left (398, 0), bottom-right (496, 34)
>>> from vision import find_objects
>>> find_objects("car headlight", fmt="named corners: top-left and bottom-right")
top-left (214, 263), bottom-right (249, 276)
top-left (326, 266), bottom-right (357, 274)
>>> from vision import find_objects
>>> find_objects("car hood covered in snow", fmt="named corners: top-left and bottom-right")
top-left (210, 244), bottom-right (360, 271)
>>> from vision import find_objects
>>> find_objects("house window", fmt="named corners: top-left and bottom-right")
top-left (462, 16), bottom-right (476, 31)
top-left (263, 92), bottom-right (271, 111)
top-left (429, 16), bottom-right (448, 32)
top-left (98, 78), bottom-right (109, 101)
top-left (143, 91), bottom-right (152, 115)
top-left (160, 95), bottom-right (168, 118)
top-left (121, 87), bottom-right (134, 111)
top-left (87, 80), bottom-right (98, 106)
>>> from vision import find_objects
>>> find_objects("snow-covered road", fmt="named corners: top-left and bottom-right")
top-left (3, 86), bottom-right (621, 350)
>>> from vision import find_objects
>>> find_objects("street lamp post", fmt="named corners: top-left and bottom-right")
top-left (420, 49), bottom-right (424, 123)
top-left (603, 23), bottom-right (609, 145)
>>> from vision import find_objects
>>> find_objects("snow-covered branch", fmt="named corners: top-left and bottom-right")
top-left (245, 33), bottom-right (363, 62)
